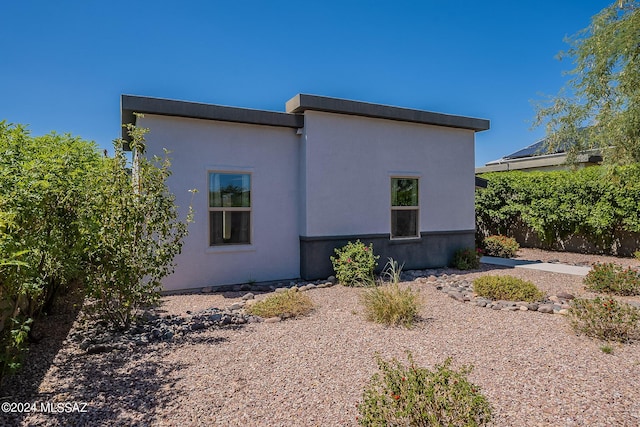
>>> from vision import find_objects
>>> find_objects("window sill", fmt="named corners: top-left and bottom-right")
top-left (389, 236), bottom-right (422, 244)
top-left (206, 245), bottom-right (256, 254)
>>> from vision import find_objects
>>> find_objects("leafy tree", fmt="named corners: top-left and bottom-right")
top-left (0, 121), bottom-right (100, 317)
top-left (0, 121), bottom-right (100, 382)
top-left (83, 121), bottom-right (193, 330)
top-left (534, 0), bottom-right (640, 165)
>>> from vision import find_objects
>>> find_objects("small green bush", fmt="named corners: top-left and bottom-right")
top-left (600, 344), bottom-right (613, 354)
top-left (569, 297), bottom-right (640, 343)
top-left (583, 263), bottom-right (640, 296)
top-left (361, 284), bottom-right (421, 328)
top-left (482, 235), bottom-right (519, 258)
top-left (330, 240), bottom-right (379, 287)
top-left (452, 247), bottom-right (481, 270)
top-left (358, 352), bottom-right (493, 426)
top-left (473, 275), bottom-right (544, 302)
top-left (634, 250), bottom-right (640, 261)
top-left (246, 290), bottom-right (314, 319)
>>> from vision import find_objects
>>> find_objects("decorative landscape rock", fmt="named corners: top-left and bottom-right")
top-left (71, 265), bottom-right (585, 356)
top-left (416, 270), bottom-right (577, 316)
top-left (70, 305), bottom-right (259, 354)
top-left (71, 276), bottom-right (343, 354)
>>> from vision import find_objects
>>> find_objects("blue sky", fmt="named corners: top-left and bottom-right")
top-left (1, 0), bottom-right (613, 166)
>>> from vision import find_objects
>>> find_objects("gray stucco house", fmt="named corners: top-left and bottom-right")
top-left (121, 94), bottom-right (490, 291)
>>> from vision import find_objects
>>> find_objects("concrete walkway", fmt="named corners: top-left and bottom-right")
top-left (480, 256), bottom-right (591, 276)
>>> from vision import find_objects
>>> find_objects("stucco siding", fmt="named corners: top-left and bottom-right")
top-left (301, 110), bottom-right (476, 237)
top-left (138, 115), bottom-right (301, 291)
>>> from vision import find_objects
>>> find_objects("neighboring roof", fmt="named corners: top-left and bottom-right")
top-left (497, 138), bottom-right (572, 161)
top-left (286, 94), bottom-right (490, 132)
top-left (121, 94), bottom-right (490, 139)
top-left (476, 134), bottom-right (602, 174)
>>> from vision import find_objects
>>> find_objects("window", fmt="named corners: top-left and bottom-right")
top-left (209, 172), bottom-right (251, 245)
top-left (391, 178), bottom-right (419, 238)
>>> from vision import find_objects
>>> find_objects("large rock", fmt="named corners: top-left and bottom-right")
top-left (537, 304), bottom-right (554, 314)
top-left (557, 291), bottom-right (575, 300)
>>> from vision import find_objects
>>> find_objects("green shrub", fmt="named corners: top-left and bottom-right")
top-left (482, 235), bottom-right (519, 258)
top-left (635, 251), bottom-right (640, 261)
top-left (330, 240), bottom-right (379, 287)
top-left (473, 275), bottom-right (544, 302)
top-left (0, 121), bottom-right (101, 318)
top-left (476, 166), bottom-right (640, 248)
top-left (452, 247), bottom-right (481, 270)
top-left (583, 263), bottom-right (640, 296)
top-left (246, 289), bottom-right (314, 319)
top-left (361, 284), bottom-right (421, 328)
top-left (358, 352), bottom-right (493, 426)
top-left (569, 297), bottom-right (640, 343)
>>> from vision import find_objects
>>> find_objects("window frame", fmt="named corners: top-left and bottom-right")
top-left (390, 176), bottom-right (420, 240)
top-left (208, 171), bottom-right (252, 246)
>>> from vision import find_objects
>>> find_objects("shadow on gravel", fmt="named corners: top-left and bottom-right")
top-left (0, 297), bottom-right (243, 425)
top-left (4, 346), bottom-right (190, 426)
top-left (0, 285), bottom-right (84, 402)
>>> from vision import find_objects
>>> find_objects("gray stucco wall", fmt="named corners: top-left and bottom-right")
top-left (138, 114), bottom-right (301, 291)
top-left (297, 110), bottom-right (477, 280)
top-left (300, 110), bottom-right (477, 238)
top-left (300, 231), bottom-right (475, 280)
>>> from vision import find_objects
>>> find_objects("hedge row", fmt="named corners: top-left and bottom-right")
top-left (476, 165), bottom-right (640, 247)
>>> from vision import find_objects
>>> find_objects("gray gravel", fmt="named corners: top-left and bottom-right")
top-left (2, 249), bottom-right (640, 426)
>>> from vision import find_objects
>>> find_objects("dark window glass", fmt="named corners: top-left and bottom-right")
top-left (210, 211), bottom-right (251, 245)
top-left (391, 210), bottom-right (418, 238)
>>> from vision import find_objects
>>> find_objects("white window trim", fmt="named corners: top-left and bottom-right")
top-left (390, 176), bottom-right (420, 240)
top-left (207, 170), bottom-right (253, 248)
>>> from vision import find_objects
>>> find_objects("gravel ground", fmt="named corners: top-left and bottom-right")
top-left (2, 249), bottom-right (640, 426)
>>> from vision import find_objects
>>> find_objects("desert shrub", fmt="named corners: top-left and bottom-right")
top-left (83, 122), bottom-right (192, 330)
top-left (361, 284), bottom-right (421, 328)
top-left (583, 263), bottom-right (640, 296)
top-left (600, 344), bottom-right (613, 354)
top-left (358, 352), bottom-right (493, 426)
top-left (452, 247), bottom-right (481, 270)
top-left (381, 257), bottom-right (404, 285)
top-left (473, 275), bottom-right (544, 302)
top-left (330, 240), bottom-right (379, 287)
top-left (482, 235), bottom-right (519, 258)
top-left (246, 289), bottom-right (314, 319)
top-left (569, 297), bottom-right (640, 343)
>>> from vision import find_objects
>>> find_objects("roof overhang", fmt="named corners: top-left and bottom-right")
top-left (121, 95), bottom-right (304, 140)
top-left (120, 93), bottom-right (491, 147)
top-left (285, 94), bottom-right (490, 132)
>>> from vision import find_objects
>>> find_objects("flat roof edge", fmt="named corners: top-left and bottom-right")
top-left (121, 95), bottom-right (304, 134)
top-left (285, 93), bottom-right (490, 132)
